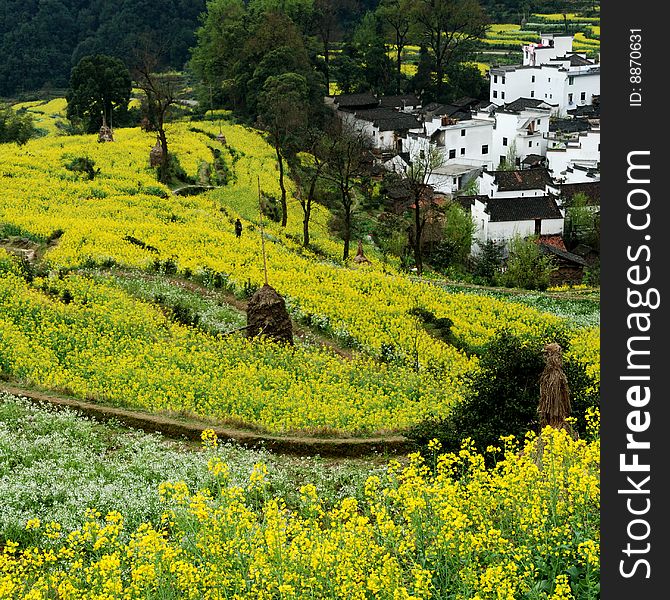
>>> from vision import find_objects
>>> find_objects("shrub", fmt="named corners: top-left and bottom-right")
top-left (406, 329), bottom-right (598, 457)
top-left (502, 236), bottom-right (556, 290)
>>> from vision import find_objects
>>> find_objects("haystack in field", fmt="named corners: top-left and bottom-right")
top-left (538, 342), bottom-right (571, 430)
top-left (246, 284), bottom-right (293, 345)
top-left (150, 137), bottom-right (163, 167)
top-left (353, 240), bottom-right (371, 265)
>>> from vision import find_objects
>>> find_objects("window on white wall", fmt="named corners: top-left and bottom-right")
top-left (449, 149), bottom-right (456, 159)
top-left (482, 145), bottom-right (489, 154)
top-left (501, 91), bottom-right (505, 99)
top-left (461, 129), bottom-right (466, 136)
top-left (503, 137), bottom-right (508, 146)
top-left (531, 75), bottom-right (535, 83)
top-left (569, 76), bottom-right (574, 85)
top-left (493, 90), bottom-right (498, 98)
top-left (531, 91), bottom-right (535, 98)
top-left (460, 148), bottom-right (465, 155)
top-left (581, 91), bottom-right (586, 101)
top-left (494, 75), bottom-right (498, 83)
top-left (568, 93), bottom-right (573, 103)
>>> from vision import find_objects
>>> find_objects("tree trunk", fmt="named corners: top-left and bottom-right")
top-left (276, 145), bottom-right (288, 227)
top-left (324, 39), bottom-right (331, 93)
top-left (303, 177), bottom-right (317, 247)
top-left (158, 123), bottom-right (169, 184)
top-left (435, 62), bottom-right (444, 101)
top-left (414, 197), bottom-right (423, 275)
top-left (396, 42), bottom-right (402, 94)
top-left (342, 190), bottom-right (351, 261)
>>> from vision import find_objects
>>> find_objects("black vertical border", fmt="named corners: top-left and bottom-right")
top-left (601, 2), bottom-right (668, 598)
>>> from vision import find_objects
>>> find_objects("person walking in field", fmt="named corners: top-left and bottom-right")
top-left (235, 218), bottom-right (242, 238)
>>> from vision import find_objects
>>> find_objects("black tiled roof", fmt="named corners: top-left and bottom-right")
top-left (353, 107), bottom-right (422, 131)
top-left (490, 168), bottom-right (553, 191)
top-left (553, 53), bottom-right (594, 67)
top-left (454, 194), bottom-right (488, 211)
top-left (522, 154), bottom-right (546, 166)
top-left (334, 93), bottom-right (379, 108)
top-left (485, 195), bottom-right (563, 222)
top-left (560, 182), bottom-right (600, 206)
top-left (567, 103), bottom-right (600, 118)
top-left (422, 103), bottom-right (471, 120)
top-left (549, 118), bottom-right (591, 133)
top-left (379, 94), bottom-right (420, 108)
top-left (540, 243), bottom-right (588, 266)
top-left (503, 98), bottom-right (550, 112)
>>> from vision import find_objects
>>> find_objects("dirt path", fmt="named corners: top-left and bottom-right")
top-left (1, 382), bottom-right (412, 458)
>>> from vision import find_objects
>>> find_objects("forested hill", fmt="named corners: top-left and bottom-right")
top-left (0, 0), bottom-right (206, 97)
top-left (0, 0), bottom-right (590, 98)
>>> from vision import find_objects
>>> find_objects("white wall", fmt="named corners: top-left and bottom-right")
top-left (546, 130), bottom-right (600, 181)
top-left (487, 218), bottom-right (564, 244)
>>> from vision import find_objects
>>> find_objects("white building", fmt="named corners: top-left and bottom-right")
top-left (489, 102), bottom-right (552, 168)
top-left (478, 168), bottom-right (554, 199)
top-left (545, 121), bottom-right (600, 183)
top-left (464, 194), bottom-right (564, 252)
top-left (489, 34), bottom-right (600, 117)
top-left (523, 33), bottom-right (575, 66)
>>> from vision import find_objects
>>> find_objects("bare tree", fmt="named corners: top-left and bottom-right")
top-left (292, 128), bottom-right (329, 247)
top-left (398, 138), bottom-right (445, 275)
top-left (133, 39), bottom-right (180, 184)
top-left (322, 122), bottom-right (370, 261)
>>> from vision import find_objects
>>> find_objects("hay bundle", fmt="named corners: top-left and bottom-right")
top-left (353, 240), bottom-right (371, 265)
top-left (246, 284), bottom-right (293, 345)
top-left (98, 124), bottom-right (114, 143)
top-left (150, 138), bottom-right (163, 167)
top-left (538, 342), bottom-right (571, 430)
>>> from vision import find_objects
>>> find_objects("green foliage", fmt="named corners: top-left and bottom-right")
top-left (407, 329), bottom-right (598, 456)
top-left (0, 105), bottom-right (35, 145)
top-left (427, 202), bottom-right (475, 270)
top-left (502, 235), bottom-right (557, 291)
top-left (64, 156), bottom-right (99, 180)
top-left (564, 192), bottom-right (600, 251)
top-left (0, 0), bottom-right (206, 97)
top-left (66, 54), bottom-right (132, 133)
top-left (473, 239), bottom-right (504, 285)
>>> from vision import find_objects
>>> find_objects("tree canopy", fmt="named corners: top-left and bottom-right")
top-left (66, 54), bottom-right (131, 133)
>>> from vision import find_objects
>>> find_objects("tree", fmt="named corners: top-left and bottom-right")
top-left (0, 105), bottom-right (35, 145)
top-left (377, 0), bottom-right (412, 93)
top-left (473, 239), bottom-right (504, 285)
top-left (133, 42), bottom-right (180, 184)
top-left (563, 192), bottom-right (599, 251)
top-left (322, 124), bottom-right (370, 261)
top-left (438, 201), bottom-right (476, 268)
top-left (497, 139), bottom-right (518, 170)
top-left (66, 54), bottom-right (131, 133)
top-left (409, 44), bottom-right (435, 101)
top-left (292, 129), bottom-right (330, 246)
top-left (397, 140), bottom-right (445, 275)
top-left (411, 0), bottom-right (488, 101)
top-left (257, 73), bottom-right (311, 227)
top-left (503, 235), bottom-right (557, 291)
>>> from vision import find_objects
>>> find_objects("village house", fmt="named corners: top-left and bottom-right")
top-left (478, 167), bottom-right (554, 198)
top-left (489, 35), bottom-right (600, 117)
top-left (545, 118), bottom-right (600, 183)
top-left (461, 193), bottom-right (564, 253)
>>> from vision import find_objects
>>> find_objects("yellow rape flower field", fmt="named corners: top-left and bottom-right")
top-left (0, 422), bottom-right (600, 599)
top-left (0, 116), bottom-right (599, 435)
top-left (0, 108), bottom-right (600, 598)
